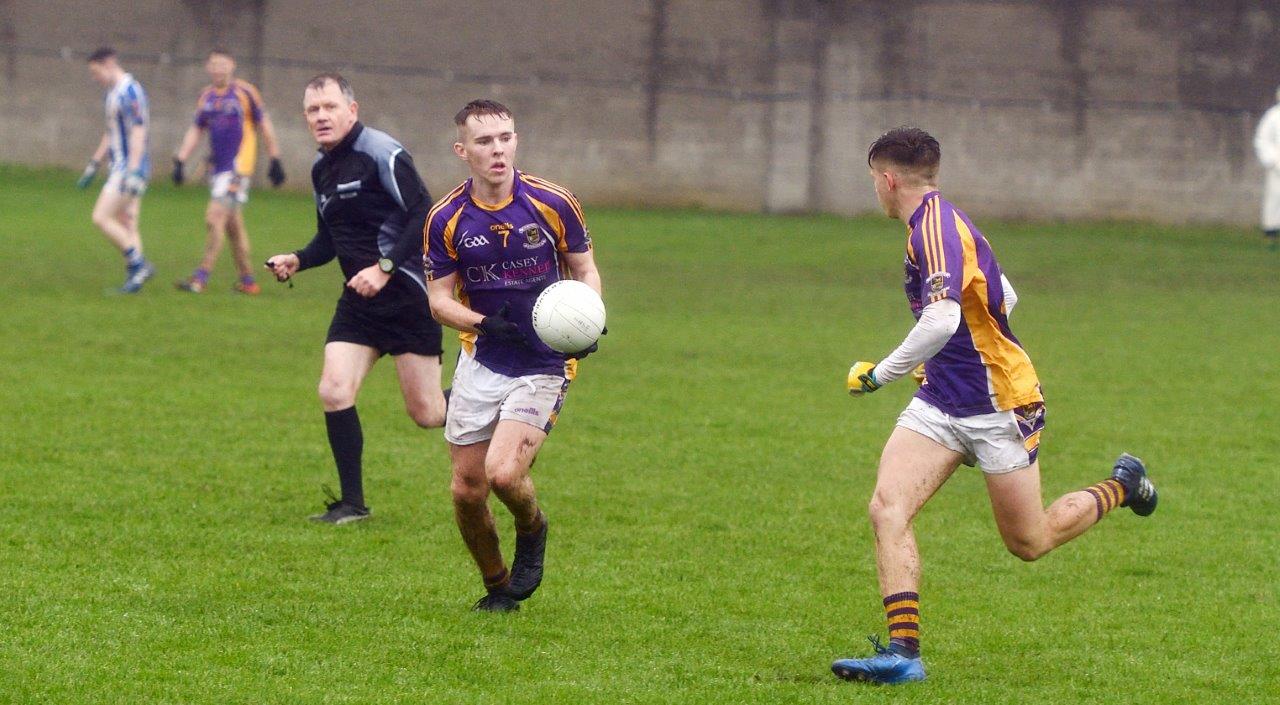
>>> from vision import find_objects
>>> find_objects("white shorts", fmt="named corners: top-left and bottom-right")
top-left (895, 397), bottom-right (1046, 474)
top-left (102, 171), bottom-right (143, 199)
top-left (444, 350), bottom-right (569, 446)
top-left (210, 171), bottom-right (250, 206)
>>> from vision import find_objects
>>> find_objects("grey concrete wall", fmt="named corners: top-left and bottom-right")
top-left (0, 0), bottom-right (1275, 224)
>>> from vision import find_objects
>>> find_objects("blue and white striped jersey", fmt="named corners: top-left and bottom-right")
top-left (104, 73), bottom-right (150, 176)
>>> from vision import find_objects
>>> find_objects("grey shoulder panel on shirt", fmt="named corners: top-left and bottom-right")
top-left (353, 126), bottom-right (408, 210)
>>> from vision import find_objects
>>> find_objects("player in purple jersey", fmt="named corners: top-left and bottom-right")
top-left (831, 128), bottom-right (1158, 685)
top-left (172, 49), bottom-right (285, 295)
top-left (77, 47), bottom-right (155, 294)
top-left (425, 100), bottom-right (603, 612)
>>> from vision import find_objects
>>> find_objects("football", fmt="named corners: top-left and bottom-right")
top-left (531, 280), bottom-right (606, 353)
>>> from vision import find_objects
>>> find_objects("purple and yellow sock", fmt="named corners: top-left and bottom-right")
top-left (884, 591), bottom-right (921, 656)
top-left (239, 274), bottom-right (255, 286)
top-left (193, 268), bottom-right (209, 284)
top-left (1083, 478), bottom-right (1127, 521)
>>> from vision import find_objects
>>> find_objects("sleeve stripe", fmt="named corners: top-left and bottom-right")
top-left (240, 80), bottom-right (265, 107)
top-left (424, 181), bottom-right (468, 227)
top-left (928, 196), bottom-right (944, 276)
top-left (443, 204), bottom-right (466, 260)
top-left (522, 175), bottom-right (584, 223)
top-left (922, 199), bottom-right (938, 276)
top-left (236, 89), bottom-right (256, 128)
top-left (521, 174), bottom-right (587, 227)
top-left (423, 184), bottom-right (469, 261)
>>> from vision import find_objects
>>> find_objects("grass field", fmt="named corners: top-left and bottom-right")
top-left (0, 164), bottom-right (1276, 703)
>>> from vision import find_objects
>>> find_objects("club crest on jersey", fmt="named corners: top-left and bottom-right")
top-left (926, 271), bottom-right (950, 295)
top-left (520, 223), bottom-right (545, 249)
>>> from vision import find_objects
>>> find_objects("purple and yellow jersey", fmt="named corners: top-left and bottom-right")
top-left (194, 79), bottom-right (265, 176)
top-left (905, 192), bottom-right (1042, 417)
top-left (425, 171), bottom-right (592, 378)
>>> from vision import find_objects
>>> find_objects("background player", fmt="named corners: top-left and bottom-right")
top-left (831, 127), bottom-right (1159, 684)
top-left (265, 74), bottom-right (445, 524)
top-left (425, 100), bottom-right (603, 612)
top-left (77, 47), bottom-right (154, 293)
top-left (173, 48), bottom-right (286, 294)
top-left (1253, 85), bottom-right (1280, 251)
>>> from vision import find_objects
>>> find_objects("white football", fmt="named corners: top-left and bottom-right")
top-left (531, 280), bottom-right (606, 353)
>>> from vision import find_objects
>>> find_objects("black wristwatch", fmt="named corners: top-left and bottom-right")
top-left (378, 257), bottom-right (395, 274)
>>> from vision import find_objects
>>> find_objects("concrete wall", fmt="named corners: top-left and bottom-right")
top-left (1, 0), bottom-right (1275, 224)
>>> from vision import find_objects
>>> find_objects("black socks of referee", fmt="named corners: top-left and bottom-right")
top-left (325, 406), bottom-right (365, 508)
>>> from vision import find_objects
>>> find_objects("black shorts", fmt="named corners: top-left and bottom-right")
top-left (325, 292), bottom-right (443, 357)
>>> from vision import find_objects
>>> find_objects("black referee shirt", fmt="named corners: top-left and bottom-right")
top-left (294, 122), bottom-right (432, 307)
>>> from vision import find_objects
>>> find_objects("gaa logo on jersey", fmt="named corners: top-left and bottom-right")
top-left (520, 223), bottom-right (545, 250)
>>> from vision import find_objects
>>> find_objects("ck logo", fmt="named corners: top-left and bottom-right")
top-left (461, 234), bottom-right (491, 248)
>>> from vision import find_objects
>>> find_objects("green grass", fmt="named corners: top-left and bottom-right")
top-left (0, 164), bottom-right (1276, 703)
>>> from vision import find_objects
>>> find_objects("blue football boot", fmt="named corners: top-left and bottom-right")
top-left (119, 260), bottom-right (155, 294)
top-left (832, 636), bottom-right (926, 685)
top-left (1111, 453), bottom-right (1157, 516)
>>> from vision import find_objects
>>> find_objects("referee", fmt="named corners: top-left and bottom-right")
top-left (267, 73), bottom-right (445, 524)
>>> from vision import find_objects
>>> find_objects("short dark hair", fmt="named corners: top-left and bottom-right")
top-left (454, 99), bottom-right (512, 126)
top-left (867, 126), bottom-right (941, 183)
top-left (86, 47), bottom-right (116, 64)
top-left (305, 72), bottom-right (354, 102)
top-left (208, 47), bottom-right (233, 59)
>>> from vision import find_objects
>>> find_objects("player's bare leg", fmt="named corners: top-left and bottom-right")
top-left (309, 342), bottom-right (379, 523)
top-left (93, 187), bottom-right (151, 293)
top-left (834, 426), bottom-right (960, 684)
top-left (986, 462), bottom-right (1098, 561)
top-left (225, 207), bottom-right (259, 293)
top-left (450, 441), bottom-right (504, 576)
top-left (485, 420), bottom-right (546, 533)
top-left (202, 200), bottom-right (230, 271)
top-left (485, 420), bottom-right (550, 602)
top-left (986, 453), bottom-right (1158, 561)
top-left (179, 200), bottom-right (229, 292)
top-left (393, 353), bottom-right (446, 428)
top-left (450, 440), bottom-right (519, 611)
top-left (869, 427), bottom-right (963, 598)
top-left (91, 187), bottom-right (140, 252)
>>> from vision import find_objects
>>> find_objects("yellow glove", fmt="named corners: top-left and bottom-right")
top-left (847, 361), bottom-right (882, 396)
top-left (911, 363), bottom-right (926, 386)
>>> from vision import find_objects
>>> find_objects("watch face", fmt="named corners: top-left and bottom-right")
top-left (379, 258), bottom-right (394, 273)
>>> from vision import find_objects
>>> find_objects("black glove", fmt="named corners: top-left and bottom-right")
top-left (476, 303), bottom-right (527, 345)
top-left (171, 158), bottom-right (185, 186)
top-left (566, 325), bottom-right (607, 360)
top-left (268, 158), bottom-right (286, 187)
